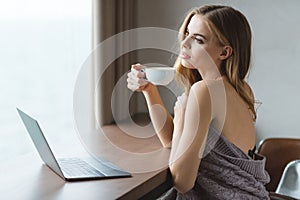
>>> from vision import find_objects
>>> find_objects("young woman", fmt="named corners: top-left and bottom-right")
top-left (127, 5), bottom-right (270, 199)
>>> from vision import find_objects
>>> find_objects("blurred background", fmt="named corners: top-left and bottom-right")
top-left (1, 0), bottom-right (299, 162)
top-left (0, 0), bottom-right (91, 161)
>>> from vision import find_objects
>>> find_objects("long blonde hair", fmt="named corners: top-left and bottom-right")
top-left (175, 5), bottom-right (256, 120)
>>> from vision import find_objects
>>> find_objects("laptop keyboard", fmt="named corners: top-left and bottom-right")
top-left (58, 158), bottom-right (105, 177)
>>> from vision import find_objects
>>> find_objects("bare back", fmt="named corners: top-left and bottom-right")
top-left (215, 78), bottom-right (256, 154)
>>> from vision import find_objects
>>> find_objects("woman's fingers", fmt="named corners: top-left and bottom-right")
top-left (127, 72), bottom-right (146, 84)
top-left (131, 63), bottom-right (146, 78)
top-left (128, 69), bottom-right (145, 79)
top-left (131, 63), bottom-right (146, 71)
top-left (127, 81), bottom-right (148, 91)
top-left (137, 70), bottom-right (146, 78)
top-left (127, 65), bottom-right (148, 92)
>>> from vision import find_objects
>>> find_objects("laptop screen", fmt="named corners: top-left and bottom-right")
top-left (17, 108), bottom-right (64, 178)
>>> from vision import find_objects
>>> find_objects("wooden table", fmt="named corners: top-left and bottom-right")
top-left (0, 124), bottom-right (172, 200)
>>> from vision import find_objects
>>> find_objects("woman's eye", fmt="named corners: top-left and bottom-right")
top-left (195, 38), bottom-right (204, 44)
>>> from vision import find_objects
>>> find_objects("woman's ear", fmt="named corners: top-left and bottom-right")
top-left (219, 46), bottom-right (232, 60)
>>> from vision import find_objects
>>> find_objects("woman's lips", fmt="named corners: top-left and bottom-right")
top-left (180, 52), bottom-right (190, 59)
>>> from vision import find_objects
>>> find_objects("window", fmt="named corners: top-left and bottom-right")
top-left (0, 0), bottom-right (91, 161)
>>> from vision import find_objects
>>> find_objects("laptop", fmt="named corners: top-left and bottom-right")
top-left (17, 108), bottom-right (131, 181)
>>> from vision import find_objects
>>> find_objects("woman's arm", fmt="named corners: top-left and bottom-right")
top-left (143, 84), bottom-right (174, 147)
top-left (169, 81), bottom-right (212, 193)
top-left (127, 64), bottom-right (174, 147)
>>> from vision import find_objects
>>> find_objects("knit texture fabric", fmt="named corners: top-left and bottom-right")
top-left (160, 126), bottom-right (270, 200)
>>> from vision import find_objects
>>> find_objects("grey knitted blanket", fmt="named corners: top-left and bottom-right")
top-left (160, 126), bottom-right (270, 200)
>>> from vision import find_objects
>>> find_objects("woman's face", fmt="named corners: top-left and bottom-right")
top-left (180, 14), bottom-right (223, 76)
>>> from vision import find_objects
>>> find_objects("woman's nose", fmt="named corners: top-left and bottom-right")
top-left (181, 36), bottom-right (191, 49)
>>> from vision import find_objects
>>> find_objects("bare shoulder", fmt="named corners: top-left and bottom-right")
top-left (190, 81), bottom-right (210, 98)
top-left (189, 81), bottom-right (212, 108)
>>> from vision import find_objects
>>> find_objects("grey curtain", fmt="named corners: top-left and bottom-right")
top-left (92, 0), bottom-right (137, 126)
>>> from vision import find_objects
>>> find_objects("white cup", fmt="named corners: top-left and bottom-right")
top-left (145, 67), bottom-right (175, 86)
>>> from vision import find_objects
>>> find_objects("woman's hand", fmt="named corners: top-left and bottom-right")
top-left (173, 93), bottom-right (188, 134)
top-left (127, 63), bottom-right (149, 92)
